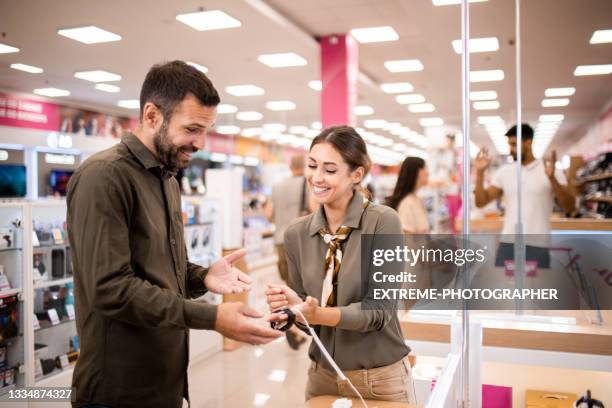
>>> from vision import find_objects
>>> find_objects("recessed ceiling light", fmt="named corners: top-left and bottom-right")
top-left (380, 82), bottom-right (414, 94)
top-left (539, 114), bottom-right (564, 122)
top-left (57, 26), bottom-right (121, 44)
top-left (33, 88), bottom-right (70, 97)
top-left (470, 70), bottom-right (504, 82)
top-left (545, 87), bottom-right (575, 97)
top-left (225, 84), bottom-right (264, 96)
top-left (242, 128), bottom-right (262, 137)
top-left (236, 111), bottom-right (263, 121)
top-left (473, 101), bottom-right (500, 110)
top-left (266, 101), bottom-right (296, 111)
top-left (268, 369), bottom-right (287, 383)
top-left (217, 104), bottom-right (238, 114)
top-left (175, 10), bottom-right (242, 31)
top-left (419, 117), bottom-right (444, 127)
top-left (258, 52), bottom-right (307, 68)
top-left (95, 83), bottom-right (120, 93)
top-left (308, 80), bottom-right (322, 91)
top-left (384, 59), bottom-right (424, 72)
top-left (541, 98), bottom-right (570, 107)
top-left (263, 123), bottom-right (287, 132)
top-left (254, 393), bottom-right (271, 407)
top-left (470, 90), bottom-right (497, 101)
top-left (354, 105), bottom-right (374, 116)
top-left (0, 43), bottom-right (20, 54)
top-left (216, 125), bottom-right (241, 135)
top-left (408, 103), bottom-right (435, 113)
top-left (452, 37), bottom-right (499, 54)
top-left (364, 119), bottom-right (388, 129)
top-left (74, 70), bottom-right (121, 82)
top-left (10, 63), bottom-right (43, 74)
top-left (590, 29), bottom-right (612, 44)
top-left (117, 99), bottom-right (139, 109)
top-left (350, 26), bottom-right (399, 43)
top-left (396, 94), bottom-right (426, 104)
top-left (186, 61), bottom-right (208, 73)
top-left (433, 0), bottom-right (487, 5)
top-left (574, 64), bottom-right (612, 76)
top-left (289, 126), bottom-right (308, 134)
top-left (478, 116), bottom-right (504, 124)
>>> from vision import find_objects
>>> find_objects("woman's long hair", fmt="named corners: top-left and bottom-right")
top-left (386, 157), bottom-right (426, 210)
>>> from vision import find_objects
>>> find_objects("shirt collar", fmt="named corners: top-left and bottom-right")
top-left (122, 133), bottom-right (176, 178)
top-left (308, 190), bottom-right (367, 236)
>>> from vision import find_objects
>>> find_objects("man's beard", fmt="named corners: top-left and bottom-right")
top-left (153, 122), bottom-right (195, 172)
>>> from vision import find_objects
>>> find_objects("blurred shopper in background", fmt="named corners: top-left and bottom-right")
top-left (387, 157), bottom-right (430, 234)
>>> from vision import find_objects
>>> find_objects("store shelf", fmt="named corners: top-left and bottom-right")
top-left (575, 172), bottom-right (612, 185)
top-left (36, 317), bottom-right (76, 332)
top-left (0, 384), bottom-right (16, 397)
top-left (33, 243), bottom-right (69, 250)
top-left (584, 195), bottom-right (612, 204)
top-left (0, 247), bottom-right (22, 253)
top-left (34, 277), bottom-right (73, 290)
top-left (0, 287), bottom-right (22, 298)
top-left (35, 365), bottom-right (74, 386)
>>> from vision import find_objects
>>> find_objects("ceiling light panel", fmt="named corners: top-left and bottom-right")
top-left (175, 10), bottom-right (242, 31)
top-left (350, 26), bottom-right (399, 43)
top-left (57, 26), bottom-right (121, 44)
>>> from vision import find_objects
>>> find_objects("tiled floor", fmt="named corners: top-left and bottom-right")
top-left (187, 336), bottom-right (311, 408)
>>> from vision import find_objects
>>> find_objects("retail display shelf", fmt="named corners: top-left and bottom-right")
top-left (0, 384), bottom-right (16, 397)
top-left (34, 277), bottom-right (73, 290)
top-left (33, 243), bottom-right (70, 250)
top-left (0, 287), bottom-right (22, 298)
top-left (36, 317), bottom-right (76, 332)
top-left (246, 254), bottom-right (278, 271)
top-left (35, 365), bottom-right (74, 386)
top-left (575, 172), bottom-right (612, 185)
top-left (584, 195), bottom-right (612, 204)
top-left (0, 247), bottom-right (22, 253)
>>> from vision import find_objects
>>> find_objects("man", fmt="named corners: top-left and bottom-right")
top-left (67, 61), bottom-right (282, 408)
top-left (474, 123), bottom-right (574, 236)
top-left (264, 153), bottom-right (311, 349)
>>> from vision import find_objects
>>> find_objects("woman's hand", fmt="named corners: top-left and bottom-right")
top-left (267, 296), bottom-right (320, 327)
top-left (265, 283), bottom-right (302, 312)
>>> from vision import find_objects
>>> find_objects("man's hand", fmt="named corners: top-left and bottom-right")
top-left (544, 150), bottom-right (557, 181)
top-left (265, 283), bottom-right (303, 311)
top-left (215, 302), bottom-right (283, 345)
top-left (474, 148), bottom-right (491, 173)
top-left (205, 249), bottom-right (251, 294)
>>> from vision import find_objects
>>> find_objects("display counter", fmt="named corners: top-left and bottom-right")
top-left (305, 396), bottom-right (420, 407)
top-left (470, 216), bottom-right (612, 233)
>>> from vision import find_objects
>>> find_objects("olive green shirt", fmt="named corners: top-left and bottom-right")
top-left (67, 133), bottom-right (217, 407)
top-left (284, 190), bottom-right (409, 371)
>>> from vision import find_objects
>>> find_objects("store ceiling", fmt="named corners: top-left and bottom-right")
top-left (0, 0), bottom-right (611, 157)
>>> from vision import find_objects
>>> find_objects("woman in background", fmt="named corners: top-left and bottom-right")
top-left (387, 157), bottom-right (430, 234)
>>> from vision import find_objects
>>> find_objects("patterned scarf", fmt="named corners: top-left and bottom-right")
top-left (318, 197), bottom-right (369, 307)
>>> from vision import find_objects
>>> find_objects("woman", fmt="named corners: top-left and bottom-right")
top-left (387, 157), bottom-right (430, 233)
top-left (265, 126), bottom-right (416, 404)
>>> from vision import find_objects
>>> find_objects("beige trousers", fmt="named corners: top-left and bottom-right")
top-left (305, 357), bottom-right (417, 404)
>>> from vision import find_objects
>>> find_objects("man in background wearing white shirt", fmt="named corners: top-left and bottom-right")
top-left (474, 123), bottom-right (574, 235)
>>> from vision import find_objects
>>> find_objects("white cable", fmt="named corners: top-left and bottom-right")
top-left (293, 309), bottom-right (369, 408)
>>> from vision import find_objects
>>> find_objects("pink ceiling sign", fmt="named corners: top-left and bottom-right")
top-left (0, 92), bottom-right (60, 131)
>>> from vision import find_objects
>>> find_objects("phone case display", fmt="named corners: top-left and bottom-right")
top-left (182, 197), bottom-right (222, 268)
top-left (31, 201), bottom-right (77, 386)
top-left (0, 203), bottom-right (27, 394)
top-left (575, 152), bottom-right (612, 218)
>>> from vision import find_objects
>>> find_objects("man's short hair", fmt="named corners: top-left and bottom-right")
top-left (505, 123), bottom-right (534, 140)
top-left (139, 60), bottom-right (220, 121)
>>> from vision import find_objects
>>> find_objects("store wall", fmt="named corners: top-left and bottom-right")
top-left (0, 148), bottom-right (24, 165)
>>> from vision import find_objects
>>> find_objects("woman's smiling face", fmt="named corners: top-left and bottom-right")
top-left (306, 142), bottom-right (364, 205)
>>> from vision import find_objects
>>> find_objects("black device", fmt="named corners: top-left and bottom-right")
top-left (51, 249), bottom-right (65, 279)
top-left (270, 308), bottom-right (296, 332)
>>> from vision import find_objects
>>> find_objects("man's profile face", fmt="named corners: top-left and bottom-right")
top-left (507, 135), bottom-right (532, 162)
top-left (154, 94), bottom-right (217, 172)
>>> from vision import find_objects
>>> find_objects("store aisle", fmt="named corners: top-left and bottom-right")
top-left (188, 336), bottom-right (311, 408)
